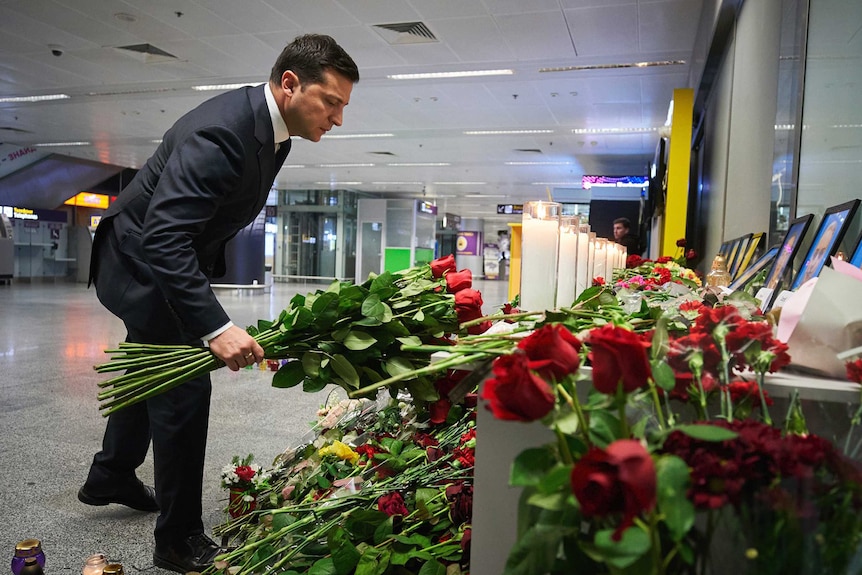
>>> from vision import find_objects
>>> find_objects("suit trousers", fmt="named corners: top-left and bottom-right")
top-left (86, 291), bottom-right (212, 546)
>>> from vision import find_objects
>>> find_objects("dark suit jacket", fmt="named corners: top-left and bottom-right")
top-left (91, 84), bottom-right (289, 338)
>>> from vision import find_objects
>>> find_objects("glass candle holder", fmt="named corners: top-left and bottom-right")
top-left (11, 540), bottom-right (45, 575)
top-left (520, 201), bottom-right (561, 311)
top-left (556, 216), bottom-right (579, 309)
top-left (82, 554), bottom-right (108, 575)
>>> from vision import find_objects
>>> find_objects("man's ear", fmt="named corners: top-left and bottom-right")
top-left (281, 70), bottom-right (300, 95)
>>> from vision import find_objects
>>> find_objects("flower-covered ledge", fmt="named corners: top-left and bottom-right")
top-left (469, 367), bottom-right (862, 575)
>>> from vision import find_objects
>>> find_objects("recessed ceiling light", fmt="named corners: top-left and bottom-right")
top-left (464, 129), bottom-right (554, 135)
top-left (314, 181), bottom-right (363, 185)
top-left (387, 162), bottom-right (451, 167)
top-left (0, 94), bottom-right (70, 103)
top-left (387, 69), bottom-right (513, 80)
top-left (540, 60), bottom-right (685, 73)
top-left (319, 163), bottom-right (375, 168)
top-left (371, 181), bottom-right (424, 185)
top-left (571, 127), bottom-right (657, 134)
top-left (322, 133), bottom-right (394, 139)
top-left (432, 181), bottom-right (487, 185)
top-left (33, 141), bottom-right (90, 147)
top-left (466, 194), bottom-right (506, 198)
top-left (280, 164), bottom-right (306, 169)
top-left (191, 82), bottom-right (263, 91)
top-left (504, 161), bottom-right (573, 166)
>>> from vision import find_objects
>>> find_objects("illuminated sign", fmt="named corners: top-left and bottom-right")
top-left (417, 201), bottom-right (438, 215)
top-left (581, 175), bottom-right (648, 189)
top-left (12, 207), bottom-right (37, 220)
top-left (64, 192), bottom-right (110, 209)
top-left (90, 215), bottom-right (102, 228)
top-left (496, 204), bottom-right (524, 215)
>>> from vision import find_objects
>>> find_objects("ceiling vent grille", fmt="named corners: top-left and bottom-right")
top-left (373, 22), bottom-right (438, 44)
top-left (115, 43), bottom-right (178, 64)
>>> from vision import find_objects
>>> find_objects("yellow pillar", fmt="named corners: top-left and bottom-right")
top-left (661, 88), bottom-right (694, 256)
top-left (507, 223), bottom-right (522, 302)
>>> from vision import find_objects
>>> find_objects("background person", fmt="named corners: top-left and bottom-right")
top-left (613, 217), bottom-right (641, 255)
top-left (78, 34), bottom-right (359, 574)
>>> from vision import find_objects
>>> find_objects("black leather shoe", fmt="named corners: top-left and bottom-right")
top-left (78, 478), bottom-right (159, 512)
top-left (154, 533), bottom-right (224, 574)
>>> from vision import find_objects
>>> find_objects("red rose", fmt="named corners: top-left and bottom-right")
top-left (413, 432), bottom-right (439, 448)
top-left (377, 492), bottom-right (409, 517)
top-left (445, 482), bottom-right (474, 525)
top-left (517, 324), bottom-right (582, 382)
top-left (570, 439), bottom-right (656, 541)
top-left (445, 269), bottom-right (473, 293)
top-left (588, 325), bottom-right (651, 394)
top-left (455, 289), bottom-right (484, 323)
top-left (676, 238), bottom-right (687, 248)
top-left (847, 359), bottom-right (862, 384)
top-left (685, 249), bottom-right (697, 260)
top-left (430, 254), bottom-right (456, 278)
top-left (656, 256), bottom-right (673, 264)
top-left (429, 397), bottom-right (452, 424)
top-left (481, 353), bottom-right (556, 421)
top-left (234, 465), bottom-right (256, 483)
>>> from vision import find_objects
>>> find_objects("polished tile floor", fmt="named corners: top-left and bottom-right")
top-left (0, 277), bottom-right (509, 575)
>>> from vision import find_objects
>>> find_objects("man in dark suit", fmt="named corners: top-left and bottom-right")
top-left (78, 34), bottom-right (359, 573)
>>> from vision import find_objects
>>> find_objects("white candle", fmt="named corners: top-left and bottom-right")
top-left (607, 242), bottom-right (618, 281)
top-left (575, 226), bottom-right (590, 297)
top-left (593, 238), bottom-right (608, 282)
top-left (520, 202), bottom-right (560, 311)
top-left (556, 220), bottom-right (578, 308)
top-left (586, 232), bottom-right (596, 287)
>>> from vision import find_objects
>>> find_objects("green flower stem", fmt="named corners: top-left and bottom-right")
top-left (692, 368), bottom-right (709, 421)
top-left (96, 350), bottom-right (210, 385)
top-left (844, 393), bottom-right (862, 454)
top-left (94, 348), bottom-right (203, 372)
top-left (617, 385), bottom-right (631, 439)
top-left (459, 310), bottom-right (543, 328)
top-left (554, 426), bottom-right (574, 465)
top-left (648, 381), bottom-right (667, 432)
top-left (556, 383), bottom-right (590, 447)
top-left (754, 370), bottom-right (772, 426)
top-left (348, 352), bottom-right (491, 398)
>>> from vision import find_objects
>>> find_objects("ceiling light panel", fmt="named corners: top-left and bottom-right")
top-left (387, 69), bottom-right (513, 80)
top-left (0, 94), bottom-right (70, 103)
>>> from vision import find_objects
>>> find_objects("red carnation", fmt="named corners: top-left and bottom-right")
top-left (626, 254), bottom-right (645, 268)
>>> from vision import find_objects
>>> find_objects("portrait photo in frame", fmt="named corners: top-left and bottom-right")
top-left (729, 246), bottom-right (779, 292)
top-left (733, 232), bottom-right (764, 280)
top-left (790, 199), bottom-right (860, 290)
top-left (761, 214), bottom-right (814, 293)
top-left (850, 231), bottom-right (862, 268)
top-left (727, 233), bottom-right (752, 279)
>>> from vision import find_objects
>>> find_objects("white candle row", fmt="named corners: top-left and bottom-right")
top-left (518, 201), bottom-right (628, 312)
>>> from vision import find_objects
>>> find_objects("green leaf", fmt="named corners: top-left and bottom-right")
top-left (302, 352), bottom-right (322, 378)
top-left (308, 557), bottom-right (337, 575)
top-left (536, 464), bottom-right (574, 494)
top-left (373, 516), bottom-right (394, 545)
top-left (417, 560), bottom-right (446, 575)
top-left (413, 310), bottom-right (425, 321)
top-left (303, 377), bottom-right (330, 393)
top-left (369, 271), bottom-right (394, 294)
top-left (588, 409), bottom-right (623, 447)
top-left (354, 316), bottom-right (383, 327)
top-left (552, 409), bottom-right (582, 436)
top-left (354, 545), bottom-right (390, 575)
top-left (272, 361), bottom-right (305, 388)
top-left (651, 360), bottom-right (676, 392)
top-left (510, 447), bottom-right (557, 487)
top-left (526, 491), bottom-right (568, 511)
top-left (502, 523), bottom-right (563, 575)
top-left (656, 454), bottom-right (695, 542)
top-left (344, 331), bottom-right (377, 351)
top-left (397, 335), bottom-right (422, 347)
top-left (292, 306), bottom-right (314, 329)
top-left (361, 294), bottom-right (384, 317)
top-left (406, 379), bottom-right (439, 402)
top-left (346, 510), bottom-right (388, 541)
top-left (328, 526), bottom-right (360, 575)
top-left (651, 315), bottom-right (671, 361)
top-left (271, 512), bottom-right (297, 531)
top-left (384, 356), bottom-right (415, 377)
top-left (674, 424), bottom-right (738, 442)
top-left (592, 527), bottom-right (651, 569)
top-left (330, 354), bottom-right (360, 388)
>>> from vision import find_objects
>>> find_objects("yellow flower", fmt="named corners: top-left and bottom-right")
top-left (318, 440), bottom-right (359, 465)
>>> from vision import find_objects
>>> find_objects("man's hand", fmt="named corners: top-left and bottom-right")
top-left (208, 325), bottom-right (264, 371)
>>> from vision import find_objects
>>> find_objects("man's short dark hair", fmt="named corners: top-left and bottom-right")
top-left (270, 34), bottom-right (360, 86)
top-left (613, 217), bottom-right (632, 230)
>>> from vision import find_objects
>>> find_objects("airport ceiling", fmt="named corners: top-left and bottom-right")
top-left (0, 0), bottom-right (708, 222)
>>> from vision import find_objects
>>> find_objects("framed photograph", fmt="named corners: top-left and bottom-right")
top-left (850, 232), bottom-right (862, 268)
top-left (729, 246), bottom-right (779, 292)
top-left (733, 232), bottom-right (764, 280)
top-left (762, 214), bottom-right (814, 293)
top-left (789, 199), bottom-right (860, 290)
top-left (726, 233), bottom-right (752, 279)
